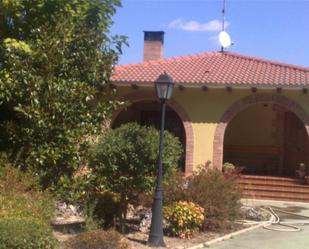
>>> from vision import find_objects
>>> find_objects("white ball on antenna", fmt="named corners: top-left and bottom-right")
top-left (219, 31), bottom-right (232, 48)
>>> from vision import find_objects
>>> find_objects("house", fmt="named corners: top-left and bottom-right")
top-left (111, 31), bottom-right (309, 201)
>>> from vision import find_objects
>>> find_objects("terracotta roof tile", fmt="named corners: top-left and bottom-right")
top-left (111, 52), bottom-right (309, 87)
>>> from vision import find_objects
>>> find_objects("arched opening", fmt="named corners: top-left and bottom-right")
top-left (213, 94), bottom-right (309, 177)
top-left (223, 103), bottom-right (309, 176)
top-left (112, 100), bottom-right (186, 171)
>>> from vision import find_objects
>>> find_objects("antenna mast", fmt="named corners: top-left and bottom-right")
top-left (219, 0), bottom-right (233, 51)
top-left (221, 0), bottom-right (226, 51)
top-left (222, 0), bottom-right (226, 32)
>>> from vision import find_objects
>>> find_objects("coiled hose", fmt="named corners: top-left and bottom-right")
top-left (236, 206), bottom-right (309, 232)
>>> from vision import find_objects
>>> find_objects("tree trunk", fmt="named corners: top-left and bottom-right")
top-left (119, 192), bottom-right (128, 232)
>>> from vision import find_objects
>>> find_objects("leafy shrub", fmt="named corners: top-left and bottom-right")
top-left (65, 230), bottom-right (130, 249)
top-left (186, 169), bottom-right (242, 230)
top-left (54, 172), bottom-right (94, 204)
top-left (89, 123), bottom-right (182, 227)
top-left (0, 218), bottom-right (57, 249)
top-left (164, 201), bottom-right (204, 238)
top-left (163, 171), bottom-right (188, 205)
top-left (0, 165), bottom-right (54, 226)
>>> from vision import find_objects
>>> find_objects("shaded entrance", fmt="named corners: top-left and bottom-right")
top-left (112, 100), bottom-right (186, 171)
top-left (223, 103), bottom-right (309, 176)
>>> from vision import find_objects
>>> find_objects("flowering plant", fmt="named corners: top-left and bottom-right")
top-left (164, 201), bottom-right (204, 238)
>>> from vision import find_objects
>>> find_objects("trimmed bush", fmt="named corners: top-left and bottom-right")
top-left (89, 122), bottom-right (182, 227)
top-left (164, 201), bottom-right (204, 238)
top-left (0, 219), bottom-right (57, 249)
top-left (65, 230), bottom-right (130, 249)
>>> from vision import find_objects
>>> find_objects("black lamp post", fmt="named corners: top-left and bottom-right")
top-left (148, 73), bottom-right (174, 247)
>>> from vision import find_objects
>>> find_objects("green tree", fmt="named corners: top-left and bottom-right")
top-left (0, 0), bottom-right (126, 188)
top-left (89, 123), bottom-right (183, 228)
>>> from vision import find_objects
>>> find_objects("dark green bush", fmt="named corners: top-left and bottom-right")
top-left (186, 169), bottom-right (242, 230)
top-left (65, 230), bottom-right (130, 249)
top-left (85, 191), bottom-right (121, 229)
top-left (89, 122), bottom-right (182, 227)
top-left (0, 219), bottom-right (57, 249)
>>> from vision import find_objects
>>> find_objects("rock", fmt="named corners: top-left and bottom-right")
top-left (52, 202), bottom-right (85, 234)
top-left (139, 210), bottom-right (152, 232)
top-left (138, 208), bottom-right (169, 233)
top-left (240, 206), bottom-right (265, 221)
top-left (55, 202), bottom-right (82, 219)
top-left (126, 204), bottom-right (135, 219)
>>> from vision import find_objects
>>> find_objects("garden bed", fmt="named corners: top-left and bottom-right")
top-left (125, 224), bottom-right (246, 249)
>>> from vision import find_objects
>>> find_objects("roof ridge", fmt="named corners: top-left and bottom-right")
top-left (115, 51), bottom-right (309, 73)
top-left (223, 52), bottom-right (309, 72)
top-left (115, 51), bottom-right (221, 69)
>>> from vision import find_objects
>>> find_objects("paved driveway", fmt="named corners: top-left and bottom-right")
top-left (206, 199), bottom-right (309, 249)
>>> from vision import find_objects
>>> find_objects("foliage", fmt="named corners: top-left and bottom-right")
top-left (164, 201), bottom-right (204, 239)
top-left (223, 162), bottom-right (235, 172)
top-left (53, 170), bottom-right (94, 203)
top-left (186, 169), bottom-right (242, 230)
top-left (65, 229), bottom-right (131, 249)
top-left (163, 171), bottom-right (188, 206)
top-left (0, 165), bottom-right (54, 226)
top-left (89, 122), bottom-right (182, 227)
top-left (0, 0), bottom-right (126, 188)
top-left (85, 191), bottom-right (121, 229)
top-left (0, 218), bottom-right (57, 249)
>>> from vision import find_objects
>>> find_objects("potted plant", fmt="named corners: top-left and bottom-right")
top-left (304, 175), bottom-right (309, 185)
top-left (296, 163), bottom-right (306, 179)
top-left (223, 162), bottom-right (235, 174)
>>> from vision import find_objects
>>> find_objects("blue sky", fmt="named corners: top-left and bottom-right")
top-left (111, 0), bottom-right (309, 67)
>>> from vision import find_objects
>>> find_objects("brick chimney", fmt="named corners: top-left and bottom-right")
top-left (143, 31), bottom-right (164, 61)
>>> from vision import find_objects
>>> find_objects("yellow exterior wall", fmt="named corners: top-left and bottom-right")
top-left (224, 104), bottom-right (276, 146)
top-left (115, 86), bottom-right (309, 170)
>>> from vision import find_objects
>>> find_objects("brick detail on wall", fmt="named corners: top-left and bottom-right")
top-left (110, 91), bottom-right (194, 175)
top-left (213, 94), bottom-right (309, 170)
top-left (272, 104), bottom-right (286, 174)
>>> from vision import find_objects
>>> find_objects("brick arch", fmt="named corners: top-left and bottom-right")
top-left (111, 91), bottom-right (194, 175)
top-left (213, 93), bottom-right (309, 170)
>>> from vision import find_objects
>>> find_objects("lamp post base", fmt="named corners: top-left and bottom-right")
top-left (148, 235), bottom-right (166, 247)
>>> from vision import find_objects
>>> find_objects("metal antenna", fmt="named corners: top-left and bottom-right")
top-left (221, 0), bottom-right (226, 52)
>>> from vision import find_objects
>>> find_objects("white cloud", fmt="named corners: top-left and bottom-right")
top-left (168, 18), bottom-right (229, 32)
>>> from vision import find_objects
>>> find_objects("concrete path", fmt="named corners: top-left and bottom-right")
top-left (206, 199), bottom-right (309, 249)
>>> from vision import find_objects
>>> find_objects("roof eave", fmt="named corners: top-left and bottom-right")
top-left (112, 81), bottom-right (309, 90)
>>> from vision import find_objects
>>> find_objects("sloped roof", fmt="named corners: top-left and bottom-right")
top-left (112, 51), bottom-right (309, 87)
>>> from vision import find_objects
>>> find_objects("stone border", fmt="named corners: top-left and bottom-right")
top-left (213, 93), bottom-right (309, 170)
top-left (110, 91), bottom-right (194, 175)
